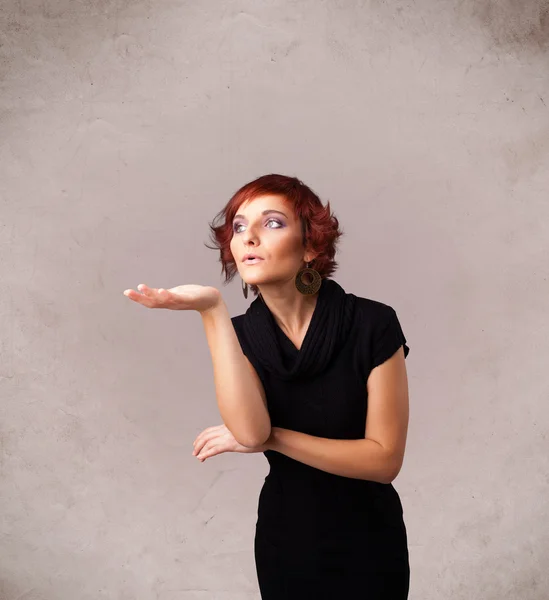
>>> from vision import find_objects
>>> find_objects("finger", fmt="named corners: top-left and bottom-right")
top-left (193, 425), bottom-right (225, 450)
top-left (142, 285), bottom-right (170, 297)
top-left (197, 440), bottom-right (224, 460)
top-left (196, 440), bottom-right (213, 460)
top-left (193, 434), bottom-right (211, 455)
top-left (123, 288), bottom-right (156, 308)
top-left (197, 438), bottom-right (225, 459)
top-left (138, 284), bottom-right (163, 300)
top-left (193, 431), bottom-right (221, 455)
top-left (126, 283), bottom-right (157, 298)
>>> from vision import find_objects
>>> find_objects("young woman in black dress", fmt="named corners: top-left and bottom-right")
top-left (124, 173), bottom-right (411, 599)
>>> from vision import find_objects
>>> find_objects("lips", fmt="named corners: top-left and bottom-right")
top-left (242, 254), bottom-right (263, 262)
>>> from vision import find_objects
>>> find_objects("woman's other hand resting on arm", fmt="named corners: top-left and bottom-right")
top-left (192, 423), bottom-right (271, 462)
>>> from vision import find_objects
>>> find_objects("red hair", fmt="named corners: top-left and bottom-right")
top-left (205, 174), bottom-right (344, 297)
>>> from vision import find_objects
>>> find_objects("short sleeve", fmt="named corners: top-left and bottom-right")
top-left (231, 314), bottom-right (267, 381)
top-left (370, 305), bottom-right (410, 370)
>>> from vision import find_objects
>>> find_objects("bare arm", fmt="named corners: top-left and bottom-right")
top-left (123, 282), bottom-right (270, 448)
top-left (200, 300), bottom-right (271, 448)
top-left (263, 346), bottom-right (409, 483)
top-left (264, 430), bottom-right (393, 483)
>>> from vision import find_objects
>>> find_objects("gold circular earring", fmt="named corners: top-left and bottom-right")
top-left (241, 276), bottom-right (248, 299)
top-left (295, 262), bottom-right (322, 295)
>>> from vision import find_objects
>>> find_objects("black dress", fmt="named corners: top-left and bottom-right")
top-left (231, 278), bottom-right (410, 599)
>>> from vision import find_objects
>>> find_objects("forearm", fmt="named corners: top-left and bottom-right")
top-left (264, 427), bottom-right (400, 484)
top-left (200, 300), bottom-right (271, 448)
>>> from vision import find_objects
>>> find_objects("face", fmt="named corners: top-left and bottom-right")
top-left (230, 194), bottom-right (312, 288)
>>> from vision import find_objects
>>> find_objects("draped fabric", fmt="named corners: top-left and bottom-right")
top-left (240, 278), bottom-right (357, 381)
top-left (232, 278), bottom-right (412, 598)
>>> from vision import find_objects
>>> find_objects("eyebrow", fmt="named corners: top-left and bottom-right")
top-left (233, 209), bottom-right (288, 221)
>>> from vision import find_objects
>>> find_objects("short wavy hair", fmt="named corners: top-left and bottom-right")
top-left (205, 173), bottom-right (344, 297)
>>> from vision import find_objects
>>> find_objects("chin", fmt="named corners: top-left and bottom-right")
top-left (243, 275), bottom-right (266, 286)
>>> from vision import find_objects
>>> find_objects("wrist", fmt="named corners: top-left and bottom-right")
top-left (199, 297), bottom-right (227, 319)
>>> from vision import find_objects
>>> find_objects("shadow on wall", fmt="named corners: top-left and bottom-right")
top-left (459, 0), bottom-right (549, 54)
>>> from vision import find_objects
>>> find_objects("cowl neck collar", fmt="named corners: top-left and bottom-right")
top-left (241, 278), bottom-right (357, 381)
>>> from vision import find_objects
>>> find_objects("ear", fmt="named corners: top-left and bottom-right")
top-left (303, 250), bottom-right (319, 264)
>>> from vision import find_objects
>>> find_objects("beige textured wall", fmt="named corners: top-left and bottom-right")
top-left (1, 1), bottom-right (548, 598)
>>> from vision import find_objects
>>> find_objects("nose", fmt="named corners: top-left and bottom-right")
top-left (242, 228), bottom-right (259, 246)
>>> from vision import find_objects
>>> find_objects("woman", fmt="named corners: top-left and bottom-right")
top-left (123, 173), bottom-right (411, 599)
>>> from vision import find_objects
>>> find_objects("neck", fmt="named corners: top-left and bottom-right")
top-left (257, 280), bottom-right (319, 338)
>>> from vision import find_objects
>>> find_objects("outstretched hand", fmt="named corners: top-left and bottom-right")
top-left (123, 283), bottom-right (222, 314)
top-left (192, 424), bottom-right (268, 462)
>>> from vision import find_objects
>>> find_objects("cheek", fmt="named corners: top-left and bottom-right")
top-left (269, 232), bottom-right (301, 256)
top-left (229, 237), bottom-right (238, 257)
top-left (281, 241), bottom-right (303, 262)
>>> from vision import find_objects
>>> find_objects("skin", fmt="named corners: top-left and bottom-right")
top-left (229, 193), bottom-right (319, 350)
top-left (193, 194), bottom-right (323, 461)
top-left (124, 194), bottom-right (409, 478)
top-left (193, 194), bottom-right (409, 476)
top-left (124, 193), bottom-right (322, 462)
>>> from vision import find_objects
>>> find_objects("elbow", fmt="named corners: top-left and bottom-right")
top-left (373, 448), bottom-right (403, 484)
top-left (379, 471), bottom-right (397, 485)
top-left (381, 458), bottom-right (403, 484)
top-left (236, 423), bottom-right (272, 449)
top-left (238, 431), bottom-right (270, 449)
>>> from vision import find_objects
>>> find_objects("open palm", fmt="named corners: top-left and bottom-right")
top-left (123, 283), bottom-right (222, 313)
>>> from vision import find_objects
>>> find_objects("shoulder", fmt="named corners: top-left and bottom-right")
top-left (353, 295), bottom-right (399, 328)
top-left (352, 294), bottom-right (410, 367)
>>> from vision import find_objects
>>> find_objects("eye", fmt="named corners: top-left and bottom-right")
top-left (232, 218), bottom-right (283, 234)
